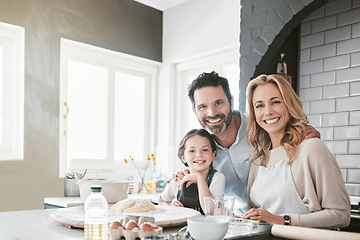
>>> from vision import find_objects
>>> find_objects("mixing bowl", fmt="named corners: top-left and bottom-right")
top-left (77, 179), bottom-right (130, 204)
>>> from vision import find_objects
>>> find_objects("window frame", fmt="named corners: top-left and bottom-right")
top-left (0, 22), bottom-right (24, 161)
top-left (59, 38), bottom-right (159, 177)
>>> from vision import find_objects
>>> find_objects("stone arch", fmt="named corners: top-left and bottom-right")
top-left (238, 0), bottom-right (330, 111)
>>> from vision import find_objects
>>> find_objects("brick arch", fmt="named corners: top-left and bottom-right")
top-left (238, 0), bottom-right (330, 111)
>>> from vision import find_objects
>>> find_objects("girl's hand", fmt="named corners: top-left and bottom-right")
top-left (242, 208), bottom-right (284, 225)
top-left (170, 200), bottom-right (184, 208)
top-left (178, 172), bottom-right (202, 190)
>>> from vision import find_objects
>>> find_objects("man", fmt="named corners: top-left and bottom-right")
top-left (176, 71), bottom-right (319, 214)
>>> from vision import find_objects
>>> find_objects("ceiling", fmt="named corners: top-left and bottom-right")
top-left (134, 0), bottom-right (190, 11)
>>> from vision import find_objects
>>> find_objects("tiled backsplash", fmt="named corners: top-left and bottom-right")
top-left (300, 0), bottom-right (360, 196)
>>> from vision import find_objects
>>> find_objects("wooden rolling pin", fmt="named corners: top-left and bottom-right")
top-left (271, 225), bottom-right (360, 240)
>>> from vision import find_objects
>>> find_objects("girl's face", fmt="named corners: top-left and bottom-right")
top-left (252, 83), bottom-right (290, 142)
top-left (181, 135), bottom-right (216, 173)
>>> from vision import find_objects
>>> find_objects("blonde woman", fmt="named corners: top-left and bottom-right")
top-left (242, 74), bottom-right (350, 229)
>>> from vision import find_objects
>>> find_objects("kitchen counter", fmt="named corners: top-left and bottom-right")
top-left (0, 208), bottom-right (285, 240)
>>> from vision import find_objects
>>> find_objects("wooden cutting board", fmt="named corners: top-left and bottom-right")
top-left (51, 205), bottom-right (201, 228)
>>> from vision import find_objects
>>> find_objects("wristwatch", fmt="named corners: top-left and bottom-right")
top-left (282, 215), bottom-right (291, 225)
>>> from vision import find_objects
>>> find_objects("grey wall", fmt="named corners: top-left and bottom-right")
top-left (0, 0), bottom-right (162, 211)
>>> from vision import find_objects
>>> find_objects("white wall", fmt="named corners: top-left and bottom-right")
top-left (155, 0), bottom-right (240, 173)
top-left (299, 0), bottom-right (360, 196)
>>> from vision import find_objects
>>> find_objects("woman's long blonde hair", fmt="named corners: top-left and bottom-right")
top-left (246, 74), bottom-right (308, 165)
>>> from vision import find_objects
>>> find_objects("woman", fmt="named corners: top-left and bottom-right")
top-left (242, 74), bottom-right (350, 229)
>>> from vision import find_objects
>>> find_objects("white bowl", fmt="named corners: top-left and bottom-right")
top-left (77, 179), bottom-right (130, 204)
top-left (187, 216), bottom-right (229, 240)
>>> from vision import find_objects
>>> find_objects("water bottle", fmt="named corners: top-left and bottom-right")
top-left (84, 185), bottom-right (109, 240)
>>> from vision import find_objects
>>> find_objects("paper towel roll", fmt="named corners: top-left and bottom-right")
top-left (271, 224), bottom-right (360, 240)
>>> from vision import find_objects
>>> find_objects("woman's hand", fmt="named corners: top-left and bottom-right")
top-left (170, 199), bottom-right (184, 208)
top-left (242, 208), bottom-right (284, 225)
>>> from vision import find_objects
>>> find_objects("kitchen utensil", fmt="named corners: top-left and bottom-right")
top-left (187, 216), bottom-right (229, 240)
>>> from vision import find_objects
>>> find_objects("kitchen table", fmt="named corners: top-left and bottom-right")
top-left (0, 208), bottom-right (286, 240)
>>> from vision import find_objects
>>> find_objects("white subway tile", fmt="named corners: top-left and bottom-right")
top-left (338, 8), bottom-right (360, 27)
top-left (310, 99), bottom-right (335, 114)
top-left (336, 66), bottom-right (360, 83)
top-left (301, 32), bottom-right (324, 49)
top-left (353, 23), bottom-right (360, 38)
top-left (345, 183), bottom-right (360, 195)
top-left (318, 127), bottom-right (334, 140)
top-left (300, 60), bottom-right (323, 75)
top-left (348, 169), bottom-right (360, 183)
top-left (323, 83), bottom-right (349, 99)
top-left (350, 81), bottom-right (360, 96)
top-left (351, 52), bottom-right (360, 67)
top-left (303, 6), bottom-right (324, 22)
top-left (299, 75), bottom-right (311, 89)
top-left (350, 111), bottom-right (360, 125)
top-left (307, 114), bottom-right (322, 128)
top-left (334, 126), bottom-right (360, 140)
top-left (349, 140), bottom-right (360, 154)
top-left (300, 49), bottom-right (310, 62)
top-left (312, 15), bottom-right (336, 33)
top-left (325, 26), bottom-right (351, 44)
top-left (325, 0), bottom-right (351, 16)
top-left (323, 112), bottom-right (349, 126)
top-left (303, 101), bottom-right (310, 115)
top-left (337, 155), bottom-right (360, 168)
top-left (325, 140), bottom-right (348, 154)
top-left (337, 37), bottom-right (360, 55)
top-left (299, 87), bottom-right (322, 101)
top-left (311, 43), bottom-right (336, 60)
top-left (340, 169), bottom-right (347, 182)
top-left (301, 22), bottom-right (311, 36)
top-left (336, 96), bottom-right (360, 111)
top-left (324, 55), bottom-right (350, 71)
top-left (310, 71), bottom-right (335, 87)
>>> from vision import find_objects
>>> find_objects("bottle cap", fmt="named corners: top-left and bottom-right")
top-left (90, 185), bottom-right (102, 193)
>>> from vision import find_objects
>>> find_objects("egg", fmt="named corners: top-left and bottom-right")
top-left (109, 221), bottom-right (122, 229)
top-left (139, 222), bottom-right (159, 232)
top-left (125, 220), bottom-right (138, 230)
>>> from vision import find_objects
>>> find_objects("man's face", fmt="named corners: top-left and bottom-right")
top-left (193, 86), bottom-right (233, 135)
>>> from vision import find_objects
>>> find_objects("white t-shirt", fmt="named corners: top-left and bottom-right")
top-left (160, 171), bottom-right (226, 202)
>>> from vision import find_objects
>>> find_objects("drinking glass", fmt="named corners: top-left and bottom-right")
top-left (204, 196), bottom-right (235, 217)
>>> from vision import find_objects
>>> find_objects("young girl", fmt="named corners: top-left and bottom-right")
top-left (158, 129), bottom-right (225, 214)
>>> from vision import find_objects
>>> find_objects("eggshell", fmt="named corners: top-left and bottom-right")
top-left (124, 220), bottom-right (138, 230)
top-left (140, 222), bottom-right (159, 231)
top-left (109, 221), bottom-right (122, 229)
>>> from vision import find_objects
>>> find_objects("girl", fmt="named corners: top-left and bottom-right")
top-left (243, 74), bottom-right (350, 229)
top-left (158, 129), bottom-right (225, 214)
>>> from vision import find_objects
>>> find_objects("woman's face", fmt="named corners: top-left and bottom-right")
top-left (252, 83), bottom-right (290, 142)
top-left (181, 135), bottom-right (215, 173)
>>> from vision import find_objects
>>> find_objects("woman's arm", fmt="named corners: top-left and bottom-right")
top-left (291, 138), bottom-right (350, 228)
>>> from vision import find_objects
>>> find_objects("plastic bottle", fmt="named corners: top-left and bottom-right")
top-left (84, 185), bottom-right (109, 240)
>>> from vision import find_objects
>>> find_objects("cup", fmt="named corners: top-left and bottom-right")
top-left (204, 196), bottom-right (235, 217)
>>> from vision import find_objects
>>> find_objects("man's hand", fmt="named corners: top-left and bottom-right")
top-left (166, 169), bottom-right (190, 183)
top-left (304, 124), bottom-right (320, 139)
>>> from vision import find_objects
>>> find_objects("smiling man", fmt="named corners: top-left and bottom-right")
top-left (186, 71), bottom-right (320, 214)
top-left (188, 71), bottom-right (252, 213)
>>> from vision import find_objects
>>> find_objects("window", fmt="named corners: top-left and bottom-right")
top-left (59, 39), bottom-right (159, 177)
top-left (0, 22), bottom-right (24, 161)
